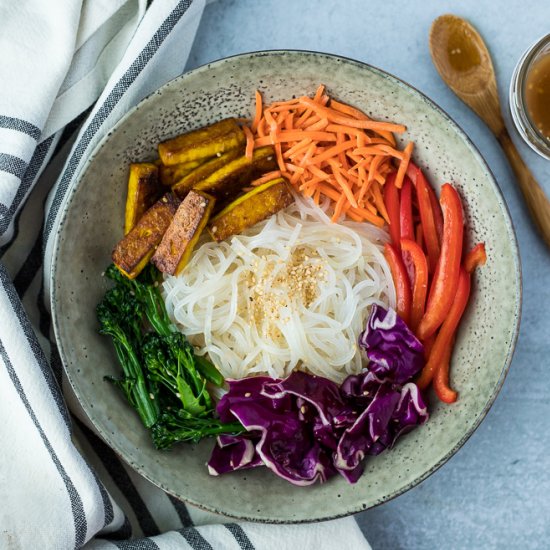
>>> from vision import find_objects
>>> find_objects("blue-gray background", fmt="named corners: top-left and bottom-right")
top-left (186, 1), bottom-right (550, 548)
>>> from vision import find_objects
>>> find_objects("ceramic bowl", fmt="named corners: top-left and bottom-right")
top-left (50, 51), bottom-right (521, 522)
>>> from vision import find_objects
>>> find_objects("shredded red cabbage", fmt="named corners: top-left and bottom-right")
top-left (207, 305), bottom-right (429, 485)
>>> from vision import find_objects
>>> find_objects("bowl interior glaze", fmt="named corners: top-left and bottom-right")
top-left (51, 51), bottom-right (521, 522)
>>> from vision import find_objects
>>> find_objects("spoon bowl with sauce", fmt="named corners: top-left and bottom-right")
top-left (430, 14), bottom-right (550, 249)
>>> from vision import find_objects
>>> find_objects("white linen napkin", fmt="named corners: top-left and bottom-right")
top-left (0, 1), bottom-right (372, 548)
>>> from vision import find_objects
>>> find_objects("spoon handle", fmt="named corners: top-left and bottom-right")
top-left (498, 129), bottom-right (550, 248)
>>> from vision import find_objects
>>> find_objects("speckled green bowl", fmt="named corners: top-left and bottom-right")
top-left (50, 51), bottom-right (521, 522)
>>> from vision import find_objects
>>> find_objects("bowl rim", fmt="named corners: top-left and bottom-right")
top-left (50, 48), bottom-right (522, 523)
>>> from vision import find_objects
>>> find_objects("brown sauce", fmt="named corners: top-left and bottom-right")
top-left (446, 28), bottom-right (481, 72)
top-left (524, 53), bottom-right (550, 141)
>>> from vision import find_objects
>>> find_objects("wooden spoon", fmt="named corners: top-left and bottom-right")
top-left (430, 14), bottom-right (550, 248)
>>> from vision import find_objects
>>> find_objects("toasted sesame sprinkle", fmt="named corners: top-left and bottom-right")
top-left (244, 246), bottom-right (327, 338)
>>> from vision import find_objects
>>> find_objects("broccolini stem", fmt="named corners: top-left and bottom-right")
top-left (143, 284), bottom-right (174, 337)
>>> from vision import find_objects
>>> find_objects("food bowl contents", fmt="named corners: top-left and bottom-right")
top-left (124, 163), bottom-right (161, 234)
top-left (151, 190), bottom-right (215, 276)
top-left (166, 195), bottom-right (394, 383)
top-left (207, 306), bottom-right (428, 485)
top-left (207, 177), bottom-right (293, 242)
top-left (510, 33), bottom-right (550, 159)
top-left (113, 193), bottom-right (180, 279)
top-left (98, 86), bottom-right (486, 486)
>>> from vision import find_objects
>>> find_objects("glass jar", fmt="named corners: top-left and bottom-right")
top-left (509, 33), bottom-right (550, 160)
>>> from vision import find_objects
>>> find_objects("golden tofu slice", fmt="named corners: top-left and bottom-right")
top-left (158, 118), bottom-right (245, 166)
top-left (113, 193), bottom-right (180, 279)
top-left (124, 163), bottom-right (161, 234)
top-left (193, 146), bottom-right (277, 204)
top-left (208, 178), bottom-right (293, 242)
top-left (171, 147), bottom-right (242, 198)
top-left (159, 159), bottom-right (205, 187)
top-left (152, 190), bottom-right (215, 276)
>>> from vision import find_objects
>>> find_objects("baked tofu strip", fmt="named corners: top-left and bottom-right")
top-left (159, 159), bottom-right (205, 187)
top-left (158, 118), bottom-right (245, 166)
top-left (152, 190), bottom-right (215, 276)
top-left (113, 193), bottom-right (180, 279)
top-left (193, 146), bottom-right (277, 203)
top-left (171, 148), bottom-right (242, 198)
top-left (208, 178), bottom-right (293, 242)
top-left (124, 163), bottom-right (162, 234)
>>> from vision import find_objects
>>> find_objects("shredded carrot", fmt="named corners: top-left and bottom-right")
top-left (330, 98), bottom-right (370, 120)
top-left (306, 140), bottom-right (356, 166)
top-left (246, 87), bottom-right (412, 226)
top-left (243, 125), bottom-right (254, 159)
top-left (394, 141), bottom-right (414, 189)
top-left (299, 97), bottom-right (407, 133)
top-left (314, 84), bottom-right (326, 102)
top-left (283, 138), bottom-right (312, 159)
top-left (251, 170), bottom-right (282, 186)
top-left (274, 142), bottom-right (285, 172)
top-left (251, 90), bottom-right (263, 132)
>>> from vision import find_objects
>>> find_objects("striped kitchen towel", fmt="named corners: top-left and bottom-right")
top-left (0, 0), bottom-right (371, 548)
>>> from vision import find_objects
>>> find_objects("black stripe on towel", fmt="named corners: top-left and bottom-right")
top-left (37, 277), bottom-right (64, 387)
top-left (178, 528), bottom-right (214, 550)
top-left (224, 523), bottom-right (256, 550)
top-left (13, 226), bottom-right (44, 298)
top-left (0, 115), bottom-right (41, 140)
top-left (43, 0), bottom-right (194, 249)
top-left (91, 466), bottom-right (116, 530)
top-left (0, 336), bottom-right (87, 548)
top-left (0, 263), bottom-right (70, 428)
top-left (0, 135), bottom-right (55, 236)
top-left (111, 538), bottom-right (160, 550)
top-left (72, 418), bottom-right (121, 535)
top-left (108, 516), bottom-right (133, 541)
top-left (0, 152), bottom-right (27, 179)
top-left (167, 494), bottom-right (194, 528)
top-left (76, 419), bottom-right (161, 537)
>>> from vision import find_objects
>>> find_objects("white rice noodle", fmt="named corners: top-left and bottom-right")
top-left (162, 192), bottom-right (396, 384)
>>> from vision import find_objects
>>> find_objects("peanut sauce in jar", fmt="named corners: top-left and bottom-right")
top-left (524, 53), bottom-right (550, 142)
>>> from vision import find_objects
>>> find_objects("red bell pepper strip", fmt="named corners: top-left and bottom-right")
top-left (406, 162), bottom-right (440, 272)
top-left (399, 176), bottom-right (414, 241)
top-left (464, 243), bottom-right (487, 273)
top-left (423, 333), bottom-right (435, 361)
top-left (400, 239), bottom-right (428, 333)
top-left (383, 172), bottom-right (401, 251)
top-left (407, 161), bottom-right (443, 244)
top-left (417, 183), bottom-right (464, 341)
top-left (434, 269), bottom-right (471, 402)
top-left (384, 243), bottom-right (412, 326)
top-left (427, 183), bottom-right (444, 243)
top-left (415, 223), bottom-right (424, 250)
top-left (433, 337), bottom-right (456, 403)
top-left (417, 267), bottom-right (471, 394)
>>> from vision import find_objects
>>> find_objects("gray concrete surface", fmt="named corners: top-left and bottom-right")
top-left (186, 1), bottom-right (550, 547)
